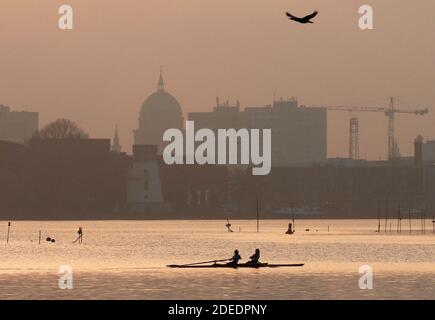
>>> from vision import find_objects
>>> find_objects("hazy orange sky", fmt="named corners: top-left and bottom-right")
top-left (0, 0), bottom-right (434, 159)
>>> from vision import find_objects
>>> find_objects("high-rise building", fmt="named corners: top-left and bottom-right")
top-left (0, 104), bottom-right (38, 144)
top-left (133, 69), bottom-right (183, 154)
top-left (422, 138), bottom-right (435, 163)
top-left (188, 98), bottom-right (327, 166)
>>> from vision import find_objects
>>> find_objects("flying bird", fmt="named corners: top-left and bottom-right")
top-left (286, 10), bottom-right (318, 24)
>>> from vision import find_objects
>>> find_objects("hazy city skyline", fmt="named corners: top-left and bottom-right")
top-left (1, 2), bottom-right (435, 303)
top-left (1, 0), bottom-right (434, 159)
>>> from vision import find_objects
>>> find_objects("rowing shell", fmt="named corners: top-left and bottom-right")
top-left (167, 263), bottom-right (304, 268)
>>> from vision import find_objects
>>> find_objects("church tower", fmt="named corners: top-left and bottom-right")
top-left (111, 125), bottom-right (122, 152)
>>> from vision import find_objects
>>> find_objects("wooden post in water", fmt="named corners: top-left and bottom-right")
top-left (396, 208), bottom-right (400, 233)
top-left (256, 198), bottom-right (259, 233)
top-left (291, 202), bottom-right (295, 233)
top-left (408, 208), bottom-right (412, 234)
top-left (423, 211), bottom-right (426, 234)
top-left (384, 197), bottom-right (389, 233)
top-left (421, 209), bottom-right (423, 234)
top-left (432, 215), bottom-right (435, 234)
top-left (421, 209), bottom-right (424, 234)
top-left (38, 230), bottom-right (41, 245)
top-left (397, 206), bottom-right (401, 234)
top-left (6, 222), bottom-right (11, 244)
top-left (377, 206), bottom-right (381, 233)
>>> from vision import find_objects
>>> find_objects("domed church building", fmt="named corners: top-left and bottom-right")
top-left (133, 68), bottom-right (183, 154)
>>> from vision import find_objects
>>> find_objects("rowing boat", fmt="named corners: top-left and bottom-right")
top-left (167, 263), bottom-right (304, 268)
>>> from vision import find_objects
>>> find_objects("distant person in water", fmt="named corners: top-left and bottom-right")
top-left (247, 249), bottom-right (260, 264)
top-left (74, 227), bottom-right (83, 244)
top-left (227, 249), bottom-right (242, 267)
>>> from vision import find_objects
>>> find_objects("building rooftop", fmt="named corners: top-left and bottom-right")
top-left (0, 104), bottom-right (11, 112)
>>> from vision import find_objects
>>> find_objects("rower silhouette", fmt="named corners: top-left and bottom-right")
top-left (247, 248), bottom-right (261, 264)
top-left (226, 249), bottom-right (242, 267)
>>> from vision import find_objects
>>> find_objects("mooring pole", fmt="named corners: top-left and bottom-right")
top-left (38, 230), bottom-right (41, 245)
top-left (420, 210), bottom-right (422, 233)
top-left (408, 208), bottom-right (412, 234)
top-left (397, 206), bottom-right (401, 234)
top-left (6, 222), bottom-right (11, 244)
top-left (423, 211), bottom-right (426, 234)
top-left (256, 198), bottom-right (259, 233)
top-left (384, 197), bottom-right (389, 233)
top-left (377, 206), bottom-right (381, 233)
top-left (291, 202), bottom-right (295, 233)
top-left (421, 209), bottom-right (424, 234)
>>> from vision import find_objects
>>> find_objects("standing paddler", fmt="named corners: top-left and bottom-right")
top-left (73, 226), bottom-right (83, 244)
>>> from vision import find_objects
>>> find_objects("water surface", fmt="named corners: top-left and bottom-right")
top-left (1, 220), bottom-right (434, 299)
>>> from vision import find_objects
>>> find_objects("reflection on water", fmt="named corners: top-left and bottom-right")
top-left (0, 220), bottom-right (434, 299)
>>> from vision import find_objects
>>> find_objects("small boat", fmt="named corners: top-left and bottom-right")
top-left (167, 262), bottom-right (304, 269)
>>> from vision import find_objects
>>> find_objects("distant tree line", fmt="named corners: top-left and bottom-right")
top-left (29, 118), bottom-right (89, 142)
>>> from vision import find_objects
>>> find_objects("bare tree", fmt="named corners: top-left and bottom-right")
top-left (30, 119), bottom-right (89, 141)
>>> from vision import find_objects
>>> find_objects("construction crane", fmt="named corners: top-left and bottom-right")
top-left (349, 117), bottom-right (359, 160)
top-left (310, 97), bottom-right (429, 160)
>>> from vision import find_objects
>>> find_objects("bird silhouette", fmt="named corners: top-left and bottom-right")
top-left (286, 10), bottom-right (318, 24)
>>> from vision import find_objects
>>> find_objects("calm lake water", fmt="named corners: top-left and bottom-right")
top-left (0, 219), bottom-right (434, 299)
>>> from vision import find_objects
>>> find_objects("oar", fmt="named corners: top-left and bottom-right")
top-left (168, 258), bottom-right (230, 267)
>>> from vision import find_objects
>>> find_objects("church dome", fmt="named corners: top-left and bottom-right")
top-left (138, 68), bottom-right (183, 128)
top-left (139, 89), bottom-right (183, 120)
top-left (134, 69), bottom-right (184, 153)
